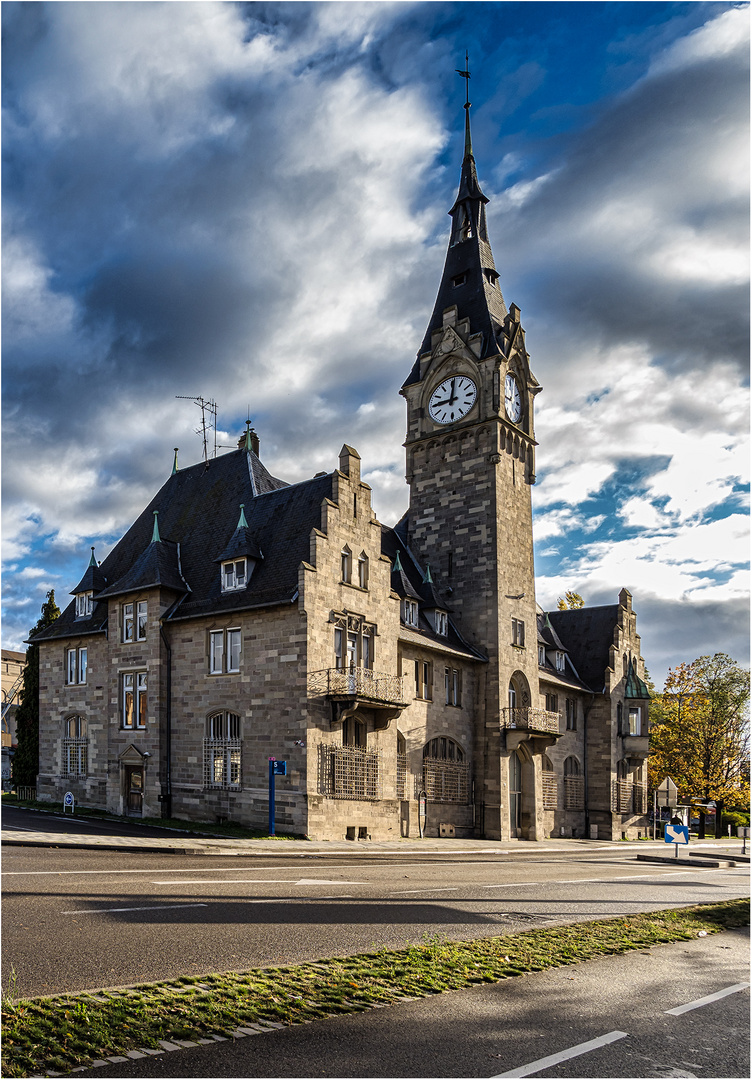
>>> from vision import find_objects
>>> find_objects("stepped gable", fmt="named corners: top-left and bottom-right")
top-left (547, 604), bottom-right (621, 694)
top-left (34, 448), bottom-right (332, 640)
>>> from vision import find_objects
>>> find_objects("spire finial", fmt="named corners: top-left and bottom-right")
top-left (172, 448), bottom-right (179, 475)
top-left (456, 51), bottom-right (472, 158)
top-left (244, 419), bottom-right (253, 452)
top-left (88, 546), bottom-right (97, 567)
top-left (393, 550), bottom-right (403, 573)
top-left (237, 503), bottom-right (248, 529)
top-left (423, 563), bottom-right (433, 584)
top-left (151, 511), bottom-right (160, 544)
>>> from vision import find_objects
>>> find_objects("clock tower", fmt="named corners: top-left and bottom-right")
top-left (400, 88), bottom-right (544, 840)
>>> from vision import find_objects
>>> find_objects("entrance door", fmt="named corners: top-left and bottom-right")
top-left (509, 752), bottom-right (522, 837)
top-left (125, 766), bottom-right (143, 816)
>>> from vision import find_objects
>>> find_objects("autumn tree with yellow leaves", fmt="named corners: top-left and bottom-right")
top-left (649, 653), bottom-right (750, 838)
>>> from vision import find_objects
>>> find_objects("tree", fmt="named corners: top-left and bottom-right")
top-left (12, 591), bottom-right (60, 787)
top-left (557, 591), bottom-right (584, 610)
top-left (648, 653), bottom-right (750, 838)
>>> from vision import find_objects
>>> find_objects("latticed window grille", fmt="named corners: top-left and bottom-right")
top-left (541, 773), bottom-right (558, 810)
top-left (318, 745), bottom-right (381, 801)
top-left (62, 739), bottom-right (87, 777)
top-left (632, 784), bottom-right (646, 814)
top-left (611, 780), bottom-right (633, 813)
top-left (203, 739), bottom-right (241, 789)
top-left (422, 759), bottom-right (470, 804)
top-left (396, 753), bottom-right (407, 799)
top-left (564, 776), bottom-right (584, 810)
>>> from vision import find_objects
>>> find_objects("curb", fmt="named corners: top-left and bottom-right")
top-left (636, 853), bottom-right (737, 868)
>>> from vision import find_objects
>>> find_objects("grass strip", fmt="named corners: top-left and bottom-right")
top-left (2, 899), bottom-right (748, 1078)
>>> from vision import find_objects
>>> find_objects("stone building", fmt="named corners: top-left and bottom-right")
top-left (32, 100), bottom-right (651, 841)
top-left (2, 648), bottom-right (26, 783)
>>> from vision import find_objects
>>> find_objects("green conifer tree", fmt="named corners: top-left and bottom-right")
top-left (12, 591), bottom-right (61, 787)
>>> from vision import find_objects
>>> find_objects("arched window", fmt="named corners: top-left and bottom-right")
top-left (340, 546), bottom-right (352, 583)
top-left (357, 552), bottom-right (369, 590)
top-left (62, 715), bottom-right (87, 777)
top-left (541, 754), bottom-right (554, 773)
top-left (396, 732), bottom-right (407, 800)
top-left (563, 756), bottom-right (583, 809)
top-left (508, 681), bottom-right (517, 710)
top-left (423, 737), bottom-right (464, 762)
top-left (541, 754), bottom-right (556, 810)
top-left (623, 654), bottom-right (628, 677)
top-left (204, 712), bottom-right (241, 789)
top-left (617, 701), bottom-right (623, 732)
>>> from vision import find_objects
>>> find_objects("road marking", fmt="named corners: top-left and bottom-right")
top-left (148, 879), bottom-right (367, 886)
top-left (61, 903), bottom-right (208, 914)
top-left (392, 887), bottom-right (459, 894)
top-left (491, 1030), bottom-right (629, 1077)
top-left (3, 867), bottom-right (304, 877)
top-left (665, 982), bottom-right (750, 1015)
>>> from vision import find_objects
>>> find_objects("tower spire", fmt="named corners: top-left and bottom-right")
top-left (404, 54), bottom-right (508, 378)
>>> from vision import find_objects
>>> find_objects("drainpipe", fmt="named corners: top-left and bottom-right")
top-left (582, 691), bottom-right (595, 838)
top-left (159, 621), bottom-right (172, 819)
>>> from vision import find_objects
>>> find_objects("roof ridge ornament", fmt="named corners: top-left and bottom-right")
top-left (455, 51), bottom-right (473, 158)
top-left (151, 511), bottom-right (160, 544)
top-left (393, 550), bottom-right (403, 573)
top-left (423, 563), bottom-right (433, 584)
top-left (88, 546), bottom-right (97, 567)
top-left (172, 448), bottom-right (179, 476)
top-left (237, 504), bottom-right (249, 529)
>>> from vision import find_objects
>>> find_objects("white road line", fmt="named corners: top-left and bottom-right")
top-left (491, 1030), bottom-right (630, 1077)
top-left (3, 867), bottom-right (299, 877)
top-left (482, 868), bottom-right (730, 889)
top-left (61, 903), bottom-right (209, 914)
top-left (665, 982), bottom-right (750, 1015)
top-left (391, 887), bottom-right (459, 894)
top-left (149, 879), bottom-right (367, 886)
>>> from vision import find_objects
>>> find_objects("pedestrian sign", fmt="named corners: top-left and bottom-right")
top-left (664, 823), bottom-right (689, 844)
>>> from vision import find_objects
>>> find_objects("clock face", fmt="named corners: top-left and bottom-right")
top-left (428, 375), bottom-right (477, 424)
top-left (504, 372), bottom-right (522, 422)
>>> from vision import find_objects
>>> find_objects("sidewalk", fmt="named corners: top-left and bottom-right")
top-left (3, 825), bottom-right (748, 859)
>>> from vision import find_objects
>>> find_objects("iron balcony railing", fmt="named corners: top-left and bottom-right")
top-left (308, 667), bottom-right (407, 707)
top-left (502, 707), bottom-right (561, 736)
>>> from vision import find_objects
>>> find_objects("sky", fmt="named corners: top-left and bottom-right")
top-left (2, 1), bottom-right (749, 687)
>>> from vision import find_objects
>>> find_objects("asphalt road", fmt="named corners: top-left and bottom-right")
top-left (3, 820), bottom-right (748, 999)
top-left (74, 927), bottom-right (751, 1078)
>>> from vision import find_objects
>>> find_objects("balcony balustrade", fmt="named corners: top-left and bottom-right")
top-left (502, 707), bottom-right (561, 736)
top-left (308, 666), bottom-right (407, 708)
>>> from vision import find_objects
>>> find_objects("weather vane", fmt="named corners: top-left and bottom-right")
top-left (456, 51), bottom-right (471, 110)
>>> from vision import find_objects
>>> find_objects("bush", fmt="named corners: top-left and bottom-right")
top-left (721, 811), bottom-right (749, 830)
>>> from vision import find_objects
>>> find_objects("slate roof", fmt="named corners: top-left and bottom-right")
top-left (33, 448), bottom-right (332, 641)
top-left (381, 525), bottom-right (484, 662)
top-left (71, 551), bottom-right (108, 596)
top-left (547, 605), bottom-right (621, 694)
top-left (404, 114), bottom-right (508, 384)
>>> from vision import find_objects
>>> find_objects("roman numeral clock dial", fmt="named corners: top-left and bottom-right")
top-left (428, 375), bottom-right (477, 424)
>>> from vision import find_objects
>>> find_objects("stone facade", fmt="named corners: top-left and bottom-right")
top-left (33, 105), bottom-right (651, 841)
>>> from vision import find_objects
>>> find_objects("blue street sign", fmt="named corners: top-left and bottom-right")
top-left (272, 760), bottom-right (287, 775)
top-left (664, 823), bottom-right (689, 844)
top-left (64, 792), bottom-right (74, 805)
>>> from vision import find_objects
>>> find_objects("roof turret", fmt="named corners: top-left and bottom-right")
top-left (71, 547), bottom-right (107, 596)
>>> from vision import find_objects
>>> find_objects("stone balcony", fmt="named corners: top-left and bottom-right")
top-left (622, 733), bottom-right (650, 764)
top-left (308, 667), bottom-right (408, 729)
top-left (501, 707), bottom-right (562, 751)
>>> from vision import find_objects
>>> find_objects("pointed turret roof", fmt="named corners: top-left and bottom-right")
top-left (625, 658), bottom-right (651, 700)
top-left (97, 513), bottom-right (189, 599)
top-left (390, 550), bottom-right (421, 601)
top-left (71, 547), bottom-right (108, 596)
top-left (215, 504), bottom-right (264, 564)
top-left (419, 563), bottom-right (449, 610)
top-left (404, 79), bottom-right (508, 384)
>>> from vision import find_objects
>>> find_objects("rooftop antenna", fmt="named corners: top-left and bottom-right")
top-left (176, 395), bottom-right (218, 463)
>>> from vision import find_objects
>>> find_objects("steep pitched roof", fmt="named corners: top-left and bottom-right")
top-left (33, 448), bottom-right (332, 641)
top-left (625, 658), bottom-right (651, 700)
top-left (71, 549), bottom-right (108, 596)
top-left (547, 605), bottom-right (620, 693)
top-left (404, 104), bottom-right (508, 385)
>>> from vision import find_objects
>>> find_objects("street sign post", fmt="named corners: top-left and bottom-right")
top-left (665, 820), bottom-right (689, 858)
top-left (63, 791), bottom-right (74, 815)
top-left (653, 777), bottom-right (679, 840)
top-left (268, 759), bottom-right (286, 837)
top-left (418, 790), bottom-right (427, 839)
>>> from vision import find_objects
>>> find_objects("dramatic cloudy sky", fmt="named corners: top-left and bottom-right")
top-left (3, 1), bottom-right (749, 685)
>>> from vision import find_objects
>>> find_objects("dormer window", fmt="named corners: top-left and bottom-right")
top-left (403, 600), bottom-right (419, 627)
top-left (436, 611), bottom-right (448, 636)
top-left (556, 651), bottom-right (565, 671)
top-left (75, 592), bottom-right (93, 618)
top-left (538, 645), bottom-right (546, 666)
top-left (222, 559), bottom-right (247, 592)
